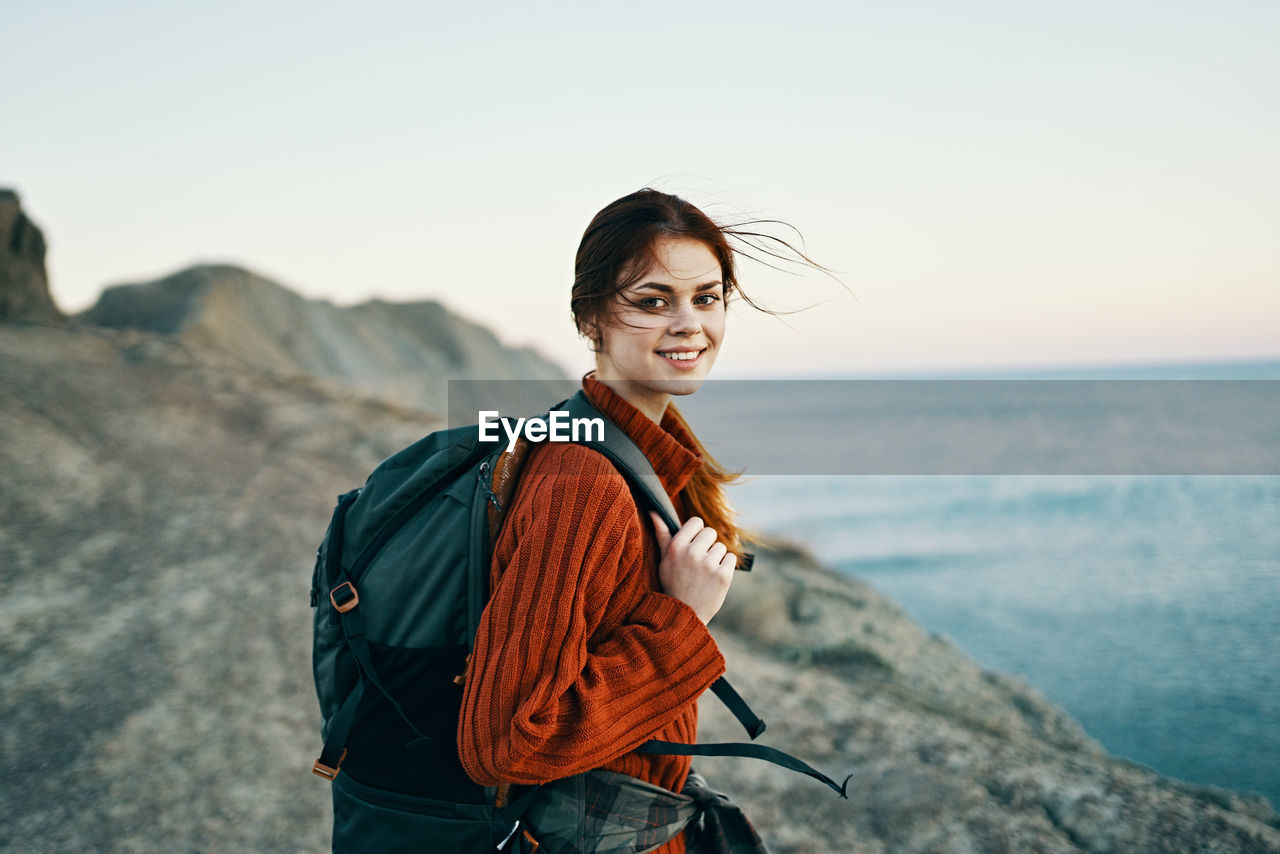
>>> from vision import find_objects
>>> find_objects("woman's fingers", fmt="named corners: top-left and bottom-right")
top-left (652, 514), bottom-right (728, 565)
top-left (649, 511), bottom-right (672, 554)
top-left (653, 516), bottom-right (738, 625)
top-left (670, 516), bottom-right (706, 550)
top-left (690, 526), bottom-right (719, 554)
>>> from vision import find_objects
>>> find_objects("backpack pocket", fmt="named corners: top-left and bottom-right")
top-left (332, 771), bottom-right (516, 853)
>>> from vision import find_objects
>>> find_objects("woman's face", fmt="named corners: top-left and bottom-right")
top-left (591, 236), bottom-right (726, 420)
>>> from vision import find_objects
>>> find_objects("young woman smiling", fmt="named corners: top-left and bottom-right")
top-left (457, 188), bottom-right (828, 853)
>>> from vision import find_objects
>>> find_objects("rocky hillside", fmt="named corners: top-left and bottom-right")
top-left (79, 262), bottom-right (567, 414)
top-left (2, 195), bottom-right (1278, 852)
top-left (0, 321), bottom-right (438, 853)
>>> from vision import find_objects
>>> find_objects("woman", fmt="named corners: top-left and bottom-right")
top-left (457, 188), bottom-right (823, 853)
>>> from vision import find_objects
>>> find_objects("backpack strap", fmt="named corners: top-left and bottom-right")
top-left (314, 489), bottom-right (433, 780)
top-left (558, 390), bottom-right (683, 533)
top-left (708, 678), bottom-right (766, 739)
top-left (638, 741), bottom-right (851, 798)
top-left (558, 390), bottom-right (754, 571)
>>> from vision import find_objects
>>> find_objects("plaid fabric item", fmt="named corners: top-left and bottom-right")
top-left (680, 770), bottom-right (770, 854)
top-left (515, 768), bottom-right (769, 854)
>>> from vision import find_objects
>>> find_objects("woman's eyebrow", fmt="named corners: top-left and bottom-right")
top-left (634, 280), bottom-right (724, 293)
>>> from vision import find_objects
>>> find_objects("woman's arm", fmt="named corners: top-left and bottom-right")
top-left (456, 446), bottom-right (726, 786)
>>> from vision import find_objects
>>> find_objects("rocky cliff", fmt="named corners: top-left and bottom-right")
top-left (0, 189), bottom-right (64, 324)
top-left (1, 222), bottom-right (1278, 852)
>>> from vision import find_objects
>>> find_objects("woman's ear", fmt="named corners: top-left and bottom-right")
top-left (577, 319), bottom-right (601, 351)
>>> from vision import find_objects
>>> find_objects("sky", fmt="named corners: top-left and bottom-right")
top-left (3, 0), bottom-right (1277, 378)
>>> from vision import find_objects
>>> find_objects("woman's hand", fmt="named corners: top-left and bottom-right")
top-left (649, 513), bottom-right (737, 625)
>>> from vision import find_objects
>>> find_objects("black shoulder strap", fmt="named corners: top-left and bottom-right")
top-left (559, 390), bottom-right (754, 571)
top-left (559, 390), bottom-right (681, 533)
top-left (638, 740), bottom-right (851, 798)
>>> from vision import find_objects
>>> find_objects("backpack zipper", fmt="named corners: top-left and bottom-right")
top-left (478, 459), bottom-right (502, 512)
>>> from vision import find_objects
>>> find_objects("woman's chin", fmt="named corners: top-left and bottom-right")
top-left (646, 374), bottom-right (709, 397)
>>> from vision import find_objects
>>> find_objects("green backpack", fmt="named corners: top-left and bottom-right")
top-left (310, 390), bottom-right (847, 852)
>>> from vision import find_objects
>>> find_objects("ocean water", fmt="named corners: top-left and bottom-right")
top-left (730, 475), bottom-right (1279, 805)
top-left (715, 363), bottom-right (1280, 807)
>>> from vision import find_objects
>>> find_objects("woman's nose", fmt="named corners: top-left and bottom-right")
top-left (667, 302), bottom-right (702, 335)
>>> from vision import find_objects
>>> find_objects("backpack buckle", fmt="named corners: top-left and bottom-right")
top-left (329, 582), bottom-right (359, 613)
top-left (452, 651), bottom-right (473, 686)
top-left (311, 748), bottom-right (347, 781)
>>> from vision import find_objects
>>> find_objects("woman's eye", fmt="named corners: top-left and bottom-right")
top-left (638, 296), bottom-right (667, 309)
top-left (695, 293), bottom-right (722, 305)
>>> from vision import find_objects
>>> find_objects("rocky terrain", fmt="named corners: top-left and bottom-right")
top-left (80, 260), bottom-right (566, 416)
top-left (2, 191), bottom-right (1278, 852)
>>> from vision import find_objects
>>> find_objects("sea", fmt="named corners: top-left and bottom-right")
top-left (707, 359), bottom-right (1280, 807)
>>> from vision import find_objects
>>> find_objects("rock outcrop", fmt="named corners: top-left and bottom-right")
top-left (78, 262), bottom-right (567, 415)
top-left (0, 188), bottom-right (63, 324)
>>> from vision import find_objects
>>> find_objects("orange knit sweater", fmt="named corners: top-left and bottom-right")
top-left (457, 374), bottom-right (727, 854)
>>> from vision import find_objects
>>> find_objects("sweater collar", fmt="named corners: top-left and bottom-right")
top-left (581, 372), bottom-right (702, 498)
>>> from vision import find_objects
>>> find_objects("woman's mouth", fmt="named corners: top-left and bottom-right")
top-left (656, 347), bottom-right (707, 370)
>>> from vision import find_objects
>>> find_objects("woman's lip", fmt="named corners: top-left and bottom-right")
top-left (655, 347), bottom-right (707, 370)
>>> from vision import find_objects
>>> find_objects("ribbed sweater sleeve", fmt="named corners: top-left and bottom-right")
top-left (456, 445), bottom-right (726, 787)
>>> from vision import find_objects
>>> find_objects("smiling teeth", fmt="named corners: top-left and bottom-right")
top-left (659, 350), bottom-right (702, 361)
